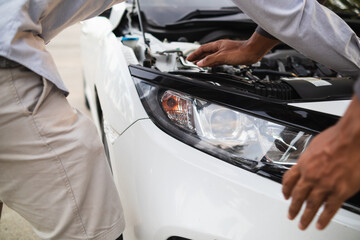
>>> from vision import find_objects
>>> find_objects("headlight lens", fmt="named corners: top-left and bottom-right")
top-left (162, 90), bottom-right (312, 166)
top-left (135, 78), bottom-right (313, 179)
top-left (161, 91), bottom-right (195, 131)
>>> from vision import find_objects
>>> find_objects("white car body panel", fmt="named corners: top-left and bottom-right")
top-left (81, 17), bottom-right (146, 137)
top-left (289, 100), bottom-right (351, 117)
top-left (111, 119), bottom-right (360, 239)
top-left (110, 2), bottom-right (127, 31)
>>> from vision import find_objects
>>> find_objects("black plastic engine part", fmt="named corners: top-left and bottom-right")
top-left (171, 68), bottom-right (354, 101)
top-left (315, 63), bottom-right (337, 77)
top-left (170, 71), bottom-right (299, 100)
top-left (282, 77), bottom-right (354, 99)
top-left (260, 50), bottom-right (338, 78)
top-left (287, 56), bottom-right (312, 77)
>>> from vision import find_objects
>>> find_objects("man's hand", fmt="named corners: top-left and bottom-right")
top-left (282, 95), bottom-right (360, 230)
top-left (186, 32), bottom-right (280, 67)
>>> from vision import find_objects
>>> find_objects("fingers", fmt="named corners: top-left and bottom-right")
top-left (288, 191), bottom-right (342, 230)
top-left (291, 189), bottom-right (341, 230)
top-left (298, 190), bottom-right (328, 230)
top-left (196, 53), bottom-right (226, 67)
top-left (284, 166), bottom-right (343, 230)
top-left (287, 179), bottom-right (313, 220)
top-left (186, 42), bottom-right (220, 62)
top-left (191, 52), bottom-right (210, 65)
top-left (282, 165), bottom-right (300, 200)
top-left (316, 198), bottom-right (342, 230)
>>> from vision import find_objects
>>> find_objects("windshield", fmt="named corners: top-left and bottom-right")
top-left (139, 0), bottom-right (238, 26)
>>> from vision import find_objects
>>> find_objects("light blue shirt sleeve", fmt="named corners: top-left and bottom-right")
top-left (0, 0), bottom-right (124, 94)
top-left (39, 0), bottom-right (123, 43)
top-left (231, 0), bottom-right (360, 98)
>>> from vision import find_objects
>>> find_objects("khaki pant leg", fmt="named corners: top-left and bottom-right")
top-left (0, 66), bottom-right (125, 240)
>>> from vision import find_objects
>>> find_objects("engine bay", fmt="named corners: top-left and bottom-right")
top-left (121, 33), bottom-right (354, 102)
top-left (113, 2), bottom-right (355, 103)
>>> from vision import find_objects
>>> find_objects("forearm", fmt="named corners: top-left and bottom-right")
top-left (245, 32), bottom-right (280, 62)
top-left (231, 0), bottom-right (360, 78)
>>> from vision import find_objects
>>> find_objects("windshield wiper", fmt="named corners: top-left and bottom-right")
top-left (176, 9), bottom-right (242, 22)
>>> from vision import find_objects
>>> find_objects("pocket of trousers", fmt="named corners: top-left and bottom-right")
top-left (11, 67), bottom-right (53, 116)
top-left (31, 77), bottom-right (53, 116)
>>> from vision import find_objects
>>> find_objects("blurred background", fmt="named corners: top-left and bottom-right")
top-left (0, 23), bottom-right (90, 240)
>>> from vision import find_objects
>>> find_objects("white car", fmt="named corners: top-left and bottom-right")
top-left (81, 1), bottom-right (360, 239)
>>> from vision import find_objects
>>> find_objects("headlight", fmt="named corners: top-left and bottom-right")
top-left (130, 65), bottom-right (359, 214)
top-left (134, 78), bottom-right (313, 180)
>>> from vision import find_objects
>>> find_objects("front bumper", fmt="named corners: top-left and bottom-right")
top-left (109, 119), bottom-right (360, 240)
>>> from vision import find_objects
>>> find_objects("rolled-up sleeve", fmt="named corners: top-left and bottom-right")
top-left (231, 0), bottom-right (360, 97)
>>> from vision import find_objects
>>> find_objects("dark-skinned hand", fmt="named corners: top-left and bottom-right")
top-left (283, 95), bottom-right (360, 230)
top-left (187, 32), bottom-right (279, 67)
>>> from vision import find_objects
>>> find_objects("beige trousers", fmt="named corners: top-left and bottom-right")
top-left (0, 66), bottom-right (125, 239)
